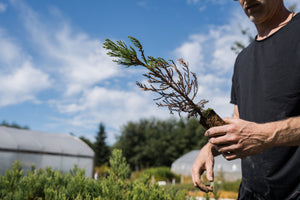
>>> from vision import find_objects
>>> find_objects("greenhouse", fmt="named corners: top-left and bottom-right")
top-left (0, 126), bottom-right (94, 177)
top-left (171, 150), bottom-right (241, 181)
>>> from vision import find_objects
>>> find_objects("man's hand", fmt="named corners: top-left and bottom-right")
top-left (191, 143), bottom-right (216, 193)
top-left (206, 118), bottom-right (272, 160)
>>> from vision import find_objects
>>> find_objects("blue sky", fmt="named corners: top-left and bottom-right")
top-left (0, 0), bottom-right (298, 145)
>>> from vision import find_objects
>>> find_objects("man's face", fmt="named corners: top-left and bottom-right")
top-left (238, 0), bottom-right (282, 24)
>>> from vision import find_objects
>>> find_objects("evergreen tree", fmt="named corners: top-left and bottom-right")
top-left (79, 136), bottom-right (94, 151)
top-left (94, 123), bottom-right (110, 166)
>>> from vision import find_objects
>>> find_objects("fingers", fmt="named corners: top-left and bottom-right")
top-left (205, 124), bottom-right (233, 138)
top-left (205, 159), bottom-right (214, 182)
top-left (196, 183), bottom-right (213, 193)
top-left (222, 151), bottom-right (238, 160)
top-left (205, 117), bottom-right (242, 138)
top-left (217, 143), bottom-right (241, 153)
top-left (190, 144), bottom-right (217, 193)
top-left (191, 166), bottom-right (200, 187)
top-left (191, 168), bottom-right (213, 193)
top-left (209, 133), bottom-right (239, 146)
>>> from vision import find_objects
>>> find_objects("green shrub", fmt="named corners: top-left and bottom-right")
top-left (220, 179), bottom-right (241, 192)
top-left (142, 167), bottom-right (180, 182)
top-left (0, 149), bottom-right (187, 200)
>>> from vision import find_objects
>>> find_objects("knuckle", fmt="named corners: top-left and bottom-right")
top-left (236, 143), bottom-right (243, 149)
top-left (227, 125), bottom-right (236, 132)
top-left (229, 134), bottom-right (239, 142)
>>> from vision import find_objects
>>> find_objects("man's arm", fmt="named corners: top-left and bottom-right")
top-left (190, 142), bottom-right (217, 192)
top-left (262, 116), bottom-right (300, 146)
top-left (206, 105), bottom-right (300, 160)
top-left (190, 106), bottom-right (239, 193)
top-left (233, 105), bottom-right (239, 119)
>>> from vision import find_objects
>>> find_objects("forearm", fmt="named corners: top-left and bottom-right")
top-left (264, 116), bottom-right (300, 147)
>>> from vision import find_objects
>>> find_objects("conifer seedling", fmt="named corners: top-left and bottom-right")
top-left (103, 36), bottom-right (225, 129)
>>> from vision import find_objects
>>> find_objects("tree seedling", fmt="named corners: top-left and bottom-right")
top-left (103, 36), bottom-right (225, 129)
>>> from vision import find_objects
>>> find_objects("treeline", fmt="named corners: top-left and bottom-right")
top-left (0, 120), bottom-right (29, 130)
top-left (112, 117), bottom-right (207, 170)
top-left (80, 117), bottom-right (207, 169)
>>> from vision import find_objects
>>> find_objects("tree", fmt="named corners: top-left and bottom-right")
top-left (94, 123), bottom-right (110, 166)
top-left (231, 27), bottom-right (254, 54)
top-left (0, 120), bottom-right (29, 130)
top-left (79, 136), bottom-right (94, 150)
top-left (109, 149), bottom-right (131, 180)
top-left (114, 117), bottom-right (207, 170)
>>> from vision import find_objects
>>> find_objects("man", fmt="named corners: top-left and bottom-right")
top-left (191, 0), bottom-right (300, 199)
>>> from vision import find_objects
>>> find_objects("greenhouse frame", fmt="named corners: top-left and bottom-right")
top-left (0, 126), bottom-right (95, 177)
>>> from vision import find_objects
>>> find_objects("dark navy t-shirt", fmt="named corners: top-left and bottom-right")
top-left (231, 13), bottom-right (300, 200)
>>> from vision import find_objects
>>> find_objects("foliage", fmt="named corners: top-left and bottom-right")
top-left (94, 163), bottom-right (109, 178)
top-left (136, 167), bottom-right (180, 182)
top-left (231, 26), bottom-right (254, 54)
top-left (0, 120), bottom-right (29, 130)
top-left (108, 149), bottom-right (131, 180)
top-left (94, 123), bottom-right (110, 166)
top-left (289, 4), bottom-right (297, 12)
top-left (114, 117), bottom-right (207, 169)
top-left (79, 136), bottom-right (94, 150)
top-left (0, 150), bottom-right (188, 200)
top-left (220, 179), bottom-right (241, 192)
top-left (78, 122), bottom-right (110, 168)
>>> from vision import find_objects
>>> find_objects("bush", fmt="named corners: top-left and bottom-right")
top-left (0, 150), bottom-right (187, 200)
top-left (141, 167), bottom-right (180, 182)
top-left (220, 179), bottom-right (241, 192)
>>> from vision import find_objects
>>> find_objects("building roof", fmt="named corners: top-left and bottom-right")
top-left (0, 126), bottom-right (94, 158)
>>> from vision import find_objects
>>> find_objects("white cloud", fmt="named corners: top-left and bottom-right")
top-left (173, 8), bottom-right (254, 118)
top-left (12, 2), bottom-right (120, 97)
top-left (187, 0), bottom-right (199, 4)
top-left (2, 0), bottom-right (261, 145)
top-left (187, 0), bottom-right (228, 6)
top-left (49, 85), bottom-right (171, 145)
top-left (0, 29), bottom-right (26, 68)
top-left (0, 62), bottom-right (51, 106)
top-left (0, 27), bottom-right (51, 107)
top-left (0, 2), bottom-right (7, 13)
top-left (4, 0), bottom-right (170, 144)
top-left (52, 86), bottom-right (169, 128)
top-left (173, 35), bottom-right (205, 73)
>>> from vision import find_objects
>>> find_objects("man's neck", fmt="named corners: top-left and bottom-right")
top-left (255, 8), bottom-right (292, 41)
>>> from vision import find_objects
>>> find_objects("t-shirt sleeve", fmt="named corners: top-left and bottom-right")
top-left (230, 64), bottom-right (238, 105)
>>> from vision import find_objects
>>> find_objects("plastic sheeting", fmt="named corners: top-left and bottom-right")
top-left (0, 126), bottom-right (94, 177)
top-left (171, 150), bottom-right (241, 181)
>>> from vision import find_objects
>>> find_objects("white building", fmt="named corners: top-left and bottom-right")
top-left (0, 126), bottom-right (94, 177)
top-left (171, 150), bottom-right (241, 181)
